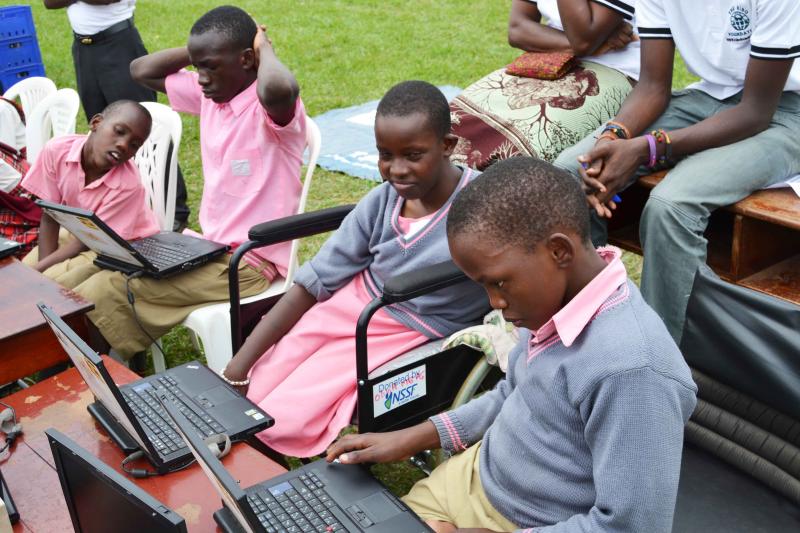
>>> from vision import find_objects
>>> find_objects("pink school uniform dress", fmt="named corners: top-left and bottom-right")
top-left (246, 167), bottom-right (490, 457)
top-left (21, 134), bottom-right (159, 240)
top-left (164, 70), bottom-right (307, 279)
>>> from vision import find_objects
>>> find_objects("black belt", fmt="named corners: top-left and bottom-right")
top-left (74, 18), bottom-right (133, 45)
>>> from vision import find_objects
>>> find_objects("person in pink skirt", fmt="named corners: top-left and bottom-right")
top-left (221, 81), bottom-right (490, 458)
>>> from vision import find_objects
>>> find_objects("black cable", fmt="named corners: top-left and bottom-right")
top-left (124, 273), bottom-right (167, 364)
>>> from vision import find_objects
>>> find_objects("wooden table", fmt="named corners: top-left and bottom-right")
top-left (1, 357), bottom-right (287, 532)
top-left (0, 257), bottom-right (93, 383)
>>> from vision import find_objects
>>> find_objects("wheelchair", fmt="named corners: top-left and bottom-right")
top-left (226, 205), bottom-right (501, 467)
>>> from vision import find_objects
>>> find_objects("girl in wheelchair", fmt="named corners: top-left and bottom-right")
top-left (222, 81), bottom-right (488, 457)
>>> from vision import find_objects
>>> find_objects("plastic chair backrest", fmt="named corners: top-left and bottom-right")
top-left (280, 116), bottom-right (321, 289)
top-left (134, 102), bottom-right (182, 231)
top-left (24, 88), bottom-right (79, 163)
top-left (2, 76), bottom-right (56, 119)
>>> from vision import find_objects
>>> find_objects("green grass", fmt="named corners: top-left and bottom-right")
top-left (14, 0), bottom-right (697, 492)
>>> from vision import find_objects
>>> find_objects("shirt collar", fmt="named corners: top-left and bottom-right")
top-left (66, 134), bottom-right (123, 190)
top-left (227, 79), bottom-right (258, 118)
top-left (530, 246), bottom-right (627, 348)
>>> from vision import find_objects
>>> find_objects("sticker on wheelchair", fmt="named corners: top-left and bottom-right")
top-left (372, 365), bottom-right (427, 417)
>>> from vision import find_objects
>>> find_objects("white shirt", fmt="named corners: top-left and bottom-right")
top-left (529, 0), bottom-right (641, 80)
top-left (66, 0), bottom-right (136, 36)
top-left (637, 0), bottom-right (800, 99)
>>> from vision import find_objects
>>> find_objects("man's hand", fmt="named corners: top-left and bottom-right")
top-left (326, 421), bottom-right (440, 464)
top-left (252, 23), bottom-right (273, 64)
top-left (578, 136), bottom-right (648, 217)
top-left (593, 21), bottom-right (636, 55)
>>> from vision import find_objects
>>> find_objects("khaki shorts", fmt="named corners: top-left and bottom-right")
top-left (402, 442), bottom-right (518, 530)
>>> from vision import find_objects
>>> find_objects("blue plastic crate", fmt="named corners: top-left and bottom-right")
top-left (0, 63), bottom-right (46, 93)
top-left (0, 36), bottom-right (42, 71)
top-left (0, 6), bottom-right (36, 41)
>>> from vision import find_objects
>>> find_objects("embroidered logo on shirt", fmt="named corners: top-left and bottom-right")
top-left (727, 5), bottom-right (752, 42)
top-left (231, 159), bottom-right (252, 176)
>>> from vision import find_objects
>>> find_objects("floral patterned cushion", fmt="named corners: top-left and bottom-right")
top-left (506, 51), bottom-right (577, 80)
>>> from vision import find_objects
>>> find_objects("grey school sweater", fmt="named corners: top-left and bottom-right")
top-left (431, 280), bottom-right (697, 532)
top-left (293, 166), bottom-right (489, 338)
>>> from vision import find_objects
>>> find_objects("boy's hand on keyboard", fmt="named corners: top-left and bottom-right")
top-left (325, 421), bottom-right (440, 465)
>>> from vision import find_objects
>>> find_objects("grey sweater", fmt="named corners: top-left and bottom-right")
top-left (431, 280), bottom-right (697, 532)
top-left (294, 166), bottom-right (489, 338)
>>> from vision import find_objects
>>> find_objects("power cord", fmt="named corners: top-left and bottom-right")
top-left (124, 272), bottom-right (167, 364)
top-left (0, 400), bottom-right (22, 460)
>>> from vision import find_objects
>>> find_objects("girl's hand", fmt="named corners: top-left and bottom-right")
top-left (222, 356), bottom-right (251, 395)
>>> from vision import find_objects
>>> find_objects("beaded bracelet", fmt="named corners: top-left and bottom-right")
top-left (651, 129), bottom-right (673, 165)
top-left (219, 367), bottom-right (250, 387)
top-left (645, 134), bottom-right (658, 168)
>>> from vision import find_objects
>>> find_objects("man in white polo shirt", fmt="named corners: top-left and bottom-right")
top-left (555, 0), bottom-right (800, 342)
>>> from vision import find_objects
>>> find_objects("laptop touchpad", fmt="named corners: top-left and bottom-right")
top-left (358, 492), bottom-right (402, 522)
top-left (195, 385), bottom-right (237, 408)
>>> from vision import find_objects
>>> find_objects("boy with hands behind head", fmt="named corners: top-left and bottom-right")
top-left (73, 5), bottom-right (307, 359)
top-left (327, 157), bottom-right (697, 533)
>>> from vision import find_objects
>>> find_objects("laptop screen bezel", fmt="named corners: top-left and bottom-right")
top-left (46, 428), bottom-right (187, 533)
top-left (158, 394), bottom-right (263, 533)
top-left (34, 199), bottom-right (156, 270)
top-left (37, 302), bottom-right (162, 463)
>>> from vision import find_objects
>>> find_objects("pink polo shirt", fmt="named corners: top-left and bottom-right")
top-left (530, 246), bottom-right (628, 350)
top-left (21, 134), bottom-right (159, 240)
top-left (165, 69), bottom-right (307, 277)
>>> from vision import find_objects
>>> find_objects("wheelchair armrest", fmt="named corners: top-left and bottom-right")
top-left (247, 204), bottom-right (356, 246)
top-left (381, 260), bottom-right (468, 304)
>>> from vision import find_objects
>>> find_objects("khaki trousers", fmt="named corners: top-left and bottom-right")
top-left (72, 254), bottom-right (270, 359)
top-left (402, 442), bottom-right (518, 530)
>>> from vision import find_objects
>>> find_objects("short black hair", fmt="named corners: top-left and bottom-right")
top-left (447, 156), bottom-right (591, 251)
top-left (102, 100), bottom-right (151, 129)
top-left (190, 5), bottom-right (256, 52)
top-left (376, 80), bottom-right (451, 139)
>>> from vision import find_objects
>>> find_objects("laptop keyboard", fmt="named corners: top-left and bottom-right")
top-left (130, 238), bottom-right (195, 268)
top-left (247, 471), bottom-right (351, 533)
top-left (124, 376), bottom-right (226, 457)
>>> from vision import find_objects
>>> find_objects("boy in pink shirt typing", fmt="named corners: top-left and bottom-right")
top-left (72, 5), bottom-right (306, 360)
top-left (21, 100), bottom-right (159, 285)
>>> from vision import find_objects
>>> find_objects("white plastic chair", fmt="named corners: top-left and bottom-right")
top-left (2, 76), bottom-right (56, 119)
top-left (150, 117), bottom-right (322, 373)
top-left (134, 101), bottom-right (181, 231)
top-left (24, 88), bottom-right (79, 163)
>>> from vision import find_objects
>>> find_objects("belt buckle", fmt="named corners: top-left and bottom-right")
top-left (80, 37), bottom-right (93, 45)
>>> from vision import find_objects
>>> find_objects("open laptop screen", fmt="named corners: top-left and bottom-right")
top-left (39, 203), bottom-right (145, 266)
top-left (47, 429), bottom-right (186, 533)
top-left (38, 303), bottom-right (148, 452)
top-left (159, 395), bottom-right (259, 533)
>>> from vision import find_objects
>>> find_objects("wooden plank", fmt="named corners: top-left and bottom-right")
top-left (0, 257), bottom-right (93, 340)
top-left (739, 255), bottom-right (800, 306)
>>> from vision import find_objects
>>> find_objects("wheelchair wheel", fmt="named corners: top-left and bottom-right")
top-left (450, 358), bottom-right (503, 410)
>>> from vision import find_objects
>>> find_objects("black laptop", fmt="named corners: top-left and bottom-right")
top-left (38, 302), bottom-right (273, 474)
top-left (46, 428), bottom-right (187, 533)
top-left (35, 199), bottom-right (228, 278)
top-left (159, 393), bottom-right (432, 533)
top-left (0, 237), bottom-right (21, 259)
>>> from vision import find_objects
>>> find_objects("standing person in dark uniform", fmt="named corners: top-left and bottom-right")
top-left (43, 0), bottom-right (191, 231)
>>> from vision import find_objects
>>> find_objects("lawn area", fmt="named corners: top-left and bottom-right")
top-left (13, 0), bottom-right (698, 494)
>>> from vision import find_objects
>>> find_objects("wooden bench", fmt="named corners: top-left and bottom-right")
top-left (607, 171), bottom-right (800, 306)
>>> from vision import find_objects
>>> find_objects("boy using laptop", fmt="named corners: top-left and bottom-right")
top-left (327, 157), bottom-right (697, 532)
top-left (72, 6), bottom-right (306, 360)
top-left (21, 99), bottom-right (159, 283)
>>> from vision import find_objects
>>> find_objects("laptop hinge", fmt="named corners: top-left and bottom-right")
top-left (87, 401), bottom-right (140, 454)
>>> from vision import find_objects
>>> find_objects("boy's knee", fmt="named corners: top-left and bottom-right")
top-left (641, 194), bottom-right (703, 237)
top-left (553, 145), bottom-right (583, 179)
